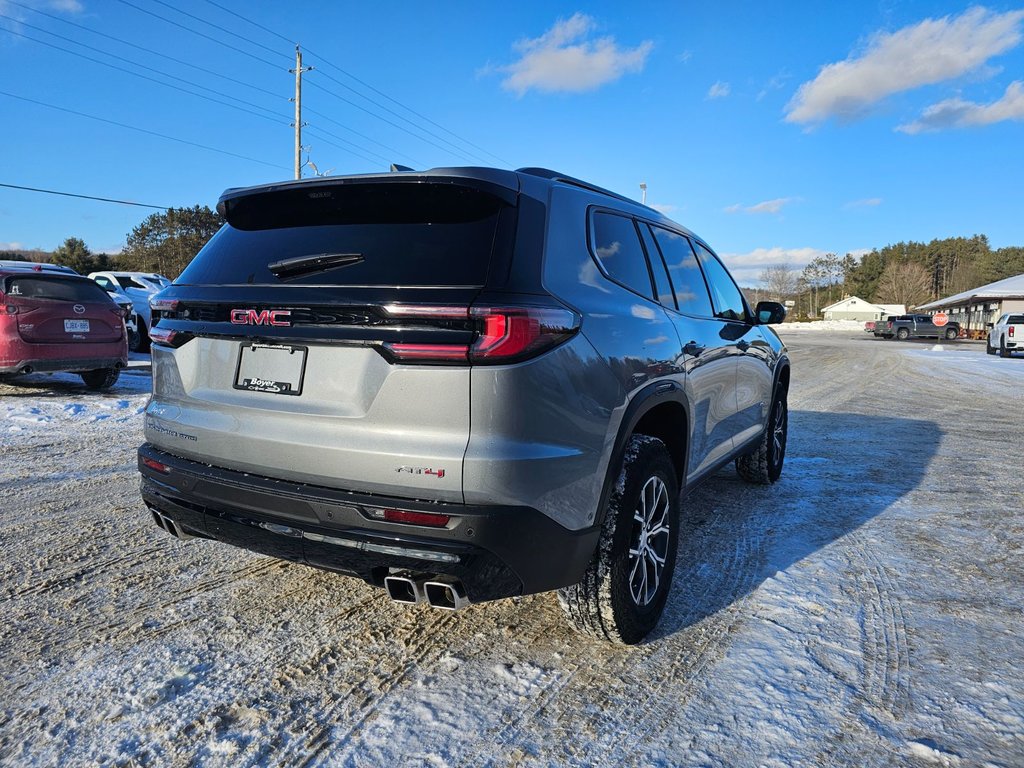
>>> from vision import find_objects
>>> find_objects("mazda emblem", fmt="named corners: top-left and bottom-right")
top-left (73, 304), bottom-right (86, 315)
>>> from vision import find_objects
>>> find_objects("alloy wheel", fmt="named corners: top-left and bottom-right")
top-left (627, 476), bottom-right (671, 606)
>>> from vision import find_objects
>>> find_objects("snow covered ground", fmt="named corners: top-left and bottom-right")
top-left (1, 335), bottom-right (1023, 766)
top-left (776, 319), bottom-right (867, 333)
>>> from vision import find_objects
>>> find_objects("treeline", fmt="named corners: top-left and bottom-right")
top-left (757, 235), bottom-right (1024, 316)
top-left (3, 205), bottom-right (223, 279)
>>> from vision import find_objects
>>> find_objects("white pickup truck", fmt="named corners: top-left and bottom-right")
top-left (987, 313), bottom-right (1024, 357)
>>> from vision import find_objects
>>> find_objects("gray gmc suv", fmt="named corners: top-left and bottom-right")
top-left (139, 167), bottom-right (790, 644)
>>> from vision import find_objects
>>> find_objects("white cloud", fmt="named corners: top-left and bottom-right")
top-left (718, 246), bottom-right (828, 284)
top-left (0, 241), bottom-right (25, 250)
top-left (707, 81), bottom-right (731, 99)
top-left (724, 198), bottom-right (795, 215)
top-left (786, 7), bottom-right (1024, 124)
top-left (498, 13), bottom-right (653, 96)
top-left (897, 80), bottom-right (1024, 132)
top-left (844, 197), bottom-right (883, 208)
top-left (676, 50), bottom-right (693, 64)
top-left (649, 203), bottom-right (677, 214)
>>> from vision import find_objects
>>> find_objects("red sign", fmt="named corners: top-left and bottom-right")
top-left (933, 312), bottom-right (949, 327)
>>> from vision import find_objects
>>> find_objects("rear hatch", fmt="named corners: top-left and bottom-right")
top-left (3, 274), bottom-right (124, 344)
top-left (146, 178), bottom-right (520, 502)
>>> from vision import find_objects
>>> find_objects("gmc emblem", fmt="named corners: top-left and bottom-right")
top-left (230, 309), bottom-right (292, 326)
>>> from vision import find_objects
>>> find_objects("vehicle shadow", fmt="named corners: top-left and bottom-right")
top-left (652, 409), bottom-right (941, 641)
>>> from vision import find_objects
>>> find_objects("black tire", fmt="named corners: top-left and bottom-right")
top-left (986, 338), bottom-right (996, 355)
top-left (1000, 337), bottom-right (1010, 358)
top-left (896, 328), bottom-right (910, 340)
top-left (136, 320), bottom-right (151, 353)
top-left (944, 328), bottom-right (957, 340)
top-left (81, 367), bottom-right (120, 390)
top-left (558, 435), bottom-right (680, 645)
top-left (127, 326), bottom-right (143, 352)
top-left (736, 392), bottom-right (788, 484)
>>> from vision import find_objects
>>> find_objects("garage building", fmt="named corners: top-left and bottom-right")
top-left (821, 296), bottom-right (906, 321)
top-left (917, 273), bottom-right (1024, 336)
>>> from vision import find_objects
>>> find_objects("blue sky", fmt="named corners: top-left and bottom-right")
top-left (1, 1), bottom-right (1023, 283)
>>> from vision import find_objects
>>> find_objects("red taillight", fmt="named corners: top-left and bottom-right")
top-left (381, 304), bottom-right (580, 364)
top-left (1011, 326), bottom-right (1015, 337)
top-left (142, 457), bottom-right (171, 474)
top-left (382, 508), bottom-right (451, 527)
top-left (149, 327), bottom-right (178, 346)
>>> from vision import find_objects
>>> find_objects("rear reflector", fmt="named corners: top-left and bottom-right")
top-left (365, 506), bottom-right (451, 527)
top-left (142, 457), bottom-right (171, 474)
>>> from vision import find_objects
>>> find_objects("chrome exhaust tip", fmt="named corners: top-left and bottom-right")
top-left (384, 573), bottom-right (427, 604)
top-left (148, 507), bottom-right (195, 541)
top-left (424, 578), bottom-right (470, 611)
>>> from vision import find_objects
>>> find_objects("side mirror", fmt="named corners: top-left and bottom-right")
top-left (755, 301), bottom-right (787, 325)
top-left (986, 322), bottom-right (994, 328)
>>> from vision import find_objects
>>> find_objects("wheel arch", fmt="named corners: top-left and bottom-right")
top-left (595, 381), bottom-right (690, 526)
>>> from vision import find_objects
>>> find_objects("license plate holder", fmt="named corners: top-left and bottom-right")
top-left (64, 319), bottom-right (90, 333)
top-left (233, 343), bottom-right (307, 396)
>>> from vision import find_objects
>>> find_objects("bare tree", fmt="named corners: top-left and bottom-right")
top-left (875, 261), bottom-right (933, 307)
top-left (759, 264), bottom-right (797, 300)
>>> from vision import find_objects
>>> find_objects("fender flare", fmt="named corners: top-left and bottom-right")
top-left (592, 379), bottom-right (691, 527)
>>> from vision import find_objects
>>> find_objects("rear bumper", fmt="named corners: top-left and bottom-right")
top-left (137, 444), bottom-right (600, 602)
top-left (0, 353), bottom-right (127, 375)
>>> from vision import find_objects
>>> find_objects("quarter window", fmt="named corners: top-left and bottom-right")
top-left (590, 212), bottom-right (654, 299)
top-left (693, 243), bottom-right (747, 322)
top-left (650, 227), bottom-right (714, 317)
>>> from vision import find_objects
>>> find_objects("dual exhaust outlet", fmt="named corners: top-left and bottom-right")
top-left (384, 572), bottom-right (469, 611)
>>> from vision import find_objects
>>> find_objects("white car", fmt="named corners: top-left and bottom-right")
top-left (987, 313), bottom-right (1024, 358)
top-left (88, 272), bottom-right (171, 351)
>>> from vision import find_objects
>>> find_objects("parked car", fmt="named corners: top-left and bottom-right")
top-left (0, 265), bottom-right (128, 388)
top-left (88, 271), bottom-right (171, 352)
top-left (138, 166), bottom-right (791, 644)
top-left (987, 313), bottom-right (1024, 357)
top-left (888, 313), bottom-right (960, 341)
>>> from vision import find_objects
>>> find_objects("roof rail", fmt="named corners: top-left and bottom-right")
top-left (516, 167), bottom-right (650, 210)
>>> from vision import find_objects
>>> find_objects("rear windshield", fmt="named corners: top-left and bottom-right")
top-left (1008, 314), bottom-right (1024, 324)
top-left (3, 275), bottom-right (113, 304)
top-left (177, 183), bottom-right (513, 287)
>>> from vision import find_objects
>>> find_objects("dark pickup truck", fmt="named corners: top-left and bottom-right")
top-left (886, 314), bottom-right (961, 341)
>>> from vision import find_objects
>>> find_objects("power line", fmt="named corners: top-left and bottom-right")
top-left (0, 89), bottom-right (289, 171)
top-left (148, 0), bottom-right (289, 62)
top-left (0, 183), bottom-right (170, 210)
top-left (0, 23), bottom-right (288, 126)
top-left (6, 0), bottom-right (285, 103)
top-left (2, 0), bottom-right (415, 168)
top-left (113, 0), bottom-right (281, 69)
top-left (305, 80), bottom-right (479, 164)
top-left (200, 0), bottom-right (508, 165)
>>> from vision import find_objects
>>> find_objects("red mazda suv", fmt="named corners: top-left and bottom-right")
top-left (0, 264), bottom-right (129, 389)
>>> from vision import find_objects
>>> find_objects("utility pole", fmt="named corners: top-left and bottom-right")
top-left (639, 182), bottom-right (647, 205)
top-left (290, 45), bottom-right (312, 180)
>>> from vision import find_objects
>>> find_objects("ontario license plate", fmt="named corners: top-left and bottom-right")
top-left (64, 319), bottom-right (90, 333)
top-left (234, 343), bottom-right (307, 396)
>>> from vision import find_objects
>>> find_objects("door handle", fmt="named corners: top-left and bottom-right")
top-left (683, 341), bottom-right (706, 357)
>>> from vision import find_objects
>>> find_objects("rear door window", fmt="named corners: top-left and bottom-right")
top-left (692, 243), bottom-right (748, 322)
top-left (637, 224), bottom-right (676, 308)
top-left (651, 227), bottom-right (714, 317)
top-left (178, 183), bottom-right (513, 287)
top-left (4, 276), bottom-right (113, 303)
top-left (589, 211), bottom-right (654, 299)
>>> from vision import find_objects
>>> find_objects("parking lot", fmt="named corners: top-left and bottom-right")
top-left (1, 332), bottom-right (1022, 767)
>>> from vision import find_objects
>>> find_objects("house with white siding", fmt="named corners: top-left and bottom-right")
top-left (820, 297), bottom-right (906, 322)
